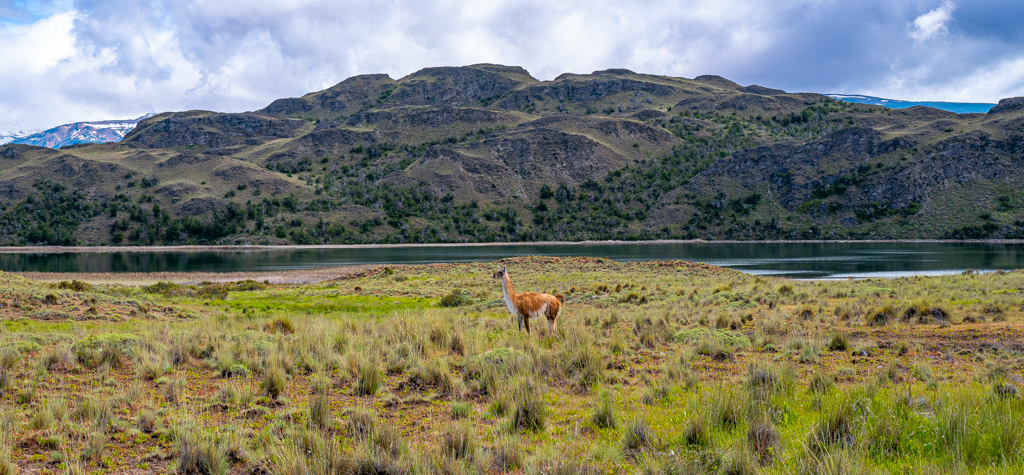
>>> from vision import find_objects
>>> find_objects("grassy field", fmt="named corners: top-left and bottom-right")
top-left (0, 256), bottom-right (1022, 474)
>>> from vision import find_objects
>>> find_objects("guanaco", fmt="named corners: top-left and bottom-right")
top-left (492, 265), bottom-right (565, 335)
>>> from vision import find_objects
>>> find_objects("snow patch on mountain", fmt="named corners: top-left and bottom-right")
top-left (1, 114), bottom-right (154, 149)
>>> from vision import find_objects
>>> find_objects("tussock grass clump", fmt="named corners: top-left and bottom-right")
top-left (136, 408), bottom-right (159, 433)
top-left (826, 331), bottom-right (849, 351)
top-left (40, 344), bottom-right (74, 371)
top-left (135, 350), bottom-right (171, 380)
top-left (808, 403), bottom-right (857, 453)
top-left (0, 349), bottom-right (20, 371)
top-left (83, 430), bottom-right (106, 463)
top-left (261, 364), bottom-right (287, 400)
top-left (622, 418), bottom-right (654, 454)
top-left (346, 408), bottom-right (376, 441)
top-left (590, 393), bottom-right (617, 429)
top-left (370, 420), bottom-right (406, 458)
top-left (0, 451), bottom-right (16, 475)
top-left (308, 394), bottom-right (332, 429)
top-left (560, 331), bottom-right (605, 388)
top-left (176, 429), bottom-right (228, 475)
top-left (272, 426), bottom-right (353, 475)
top-left (355, 362), bottom-right (384, 396)
top-left (442, 423), bottom-right (477, 460)
top-left (808, 371), bottom-right (836, 395)
top-left (75, 396), bottom-right (113, 430)
top-left (901, 303), bottom-right (950, 324)
top-left (263, 317), bottom-right (294, 334)
top-left (720, 445), bottom-right (758, 475)
top-left (748, 417), bottom-right (781, 464)
top-left (490, 434), bottom-right (523, 472)
top-left (796, 305), bottom-right (815, 320)
top-left (682, 416), bottom-right (709, 446)
top-left (866, 305), bottom-right (898, 326)
top-left (509, 381), bottom-right (546, 433)
top-left (634, 315), bottom-right (671, 347)
top-left (409, 359), bottom-right (460, 395)
top-left (708, 387), bottom-right (743, 431)
top-left (450, 401), bottom-right (472, 419)
top-left (29, 402), bottom-right (56, 430)
top-left (465, 347), bottom-right (529, 395)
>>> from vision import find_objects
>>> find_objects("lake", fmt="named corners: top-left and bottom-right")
top-left (2, 242), bottom-right (1023, 279)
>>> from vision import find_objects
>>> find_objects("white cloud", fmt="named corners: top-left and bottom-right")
top-left (908, 1), bottom-right (955, 42)
top-left (0, 0), bottom-right (1023, 135)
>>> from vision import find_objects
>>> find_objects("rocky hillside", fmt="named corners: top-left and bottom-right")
top-left (1, 64), bottom-right (1023, 245)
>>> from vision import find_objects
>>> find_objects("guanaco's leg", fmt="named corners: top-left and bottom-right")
top-left (517, 314), bottom-right (524, 331)
top-left (523, 316), bottom-right (531, 334)
top-left (548, 316), bottom-right (556, 335)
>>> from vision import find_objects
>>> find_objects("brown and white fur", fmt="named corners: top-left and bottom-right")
top-left (492, 265), bottom-right (565, 335)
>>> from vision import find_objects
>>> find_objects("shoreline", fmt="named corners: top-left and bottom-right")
top-left (9, 264), bottom-right (378, 285)
top-left (3, 239), bottom-right (1024, 254)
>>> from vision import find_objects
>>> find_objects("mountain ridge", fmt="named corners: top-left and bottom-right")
top-left (2, 64), bottom-right (1024, 245)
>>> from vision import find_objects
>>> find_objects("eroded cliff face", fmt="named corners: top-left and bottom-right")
top-left (2, 65), bottom-right (1024, 245)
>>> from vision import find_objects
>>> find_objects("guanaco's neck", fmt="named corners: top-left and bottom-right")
top-left (500, 274), bottom-right (518, 314)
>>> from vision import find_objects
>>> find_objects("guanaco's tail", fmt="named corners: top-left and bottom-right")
top-left (556, 294), bottom-right (566, 303)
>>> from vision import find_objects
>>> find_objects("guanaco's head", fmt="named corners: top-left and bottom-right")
top-left (492, 266), bottom-right (507, 279)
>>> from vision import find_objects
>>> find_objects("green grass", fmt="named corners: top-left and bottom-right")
top-left (0, 259), bottom-right (1023, 473)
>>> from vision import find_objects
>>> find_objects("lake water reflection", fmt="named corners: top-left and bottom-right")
top-left (1, 242), bottom-right (1023, 279)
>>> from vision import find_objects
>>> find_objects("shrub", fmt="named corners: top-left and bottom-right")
top-left (58, 280), bottom-right (92, 292)
top-left (676, 327), bottom-right (751, 348)
top-left (72, 334), bottom-right (137, 368)
top-left (993, 381), bottom-right (1020, 399)
top-left (439, 289), bottom-right (473, 307)
top-left (223, 364), bottom-right (250, 378)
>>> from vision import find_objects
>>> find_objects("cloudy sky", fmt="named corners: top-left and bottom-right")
top-left (1, 0), bottom-right (1023, 134)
